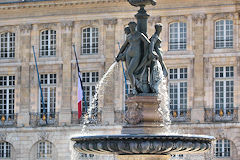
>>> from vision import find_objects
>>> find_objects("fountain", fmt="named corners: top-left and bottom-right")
top-left (71, 1), bottom-right (215, 160)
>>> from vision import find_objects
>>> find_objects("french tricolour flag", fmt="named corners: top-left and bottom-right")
top-left (77, 72), bottom-right (83, 119)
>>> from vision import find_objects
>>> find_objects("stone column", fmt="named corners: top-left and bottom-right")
top-left (18, 24), bottom-right (32, 127)
top-left (59, 21), bottom-right (73, 125)
top-left (102, 19), bottom-right (117, 125)
top-left (192, 14), bottom-right (206, 123)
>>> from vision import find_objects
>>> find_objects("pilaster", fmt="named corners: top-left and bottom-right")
top-left (191, 13), bottom-right (206, 123)
top-left (59, 21), bottom-right (73, 125)
top-left (18, 24), bottom-right (32, 127)
top-left (102, 18), bottom-right (117, 125)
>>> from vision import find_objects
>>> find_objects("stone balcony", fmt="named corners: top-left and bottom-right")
top-left (170, 109), bottom-right (191, 123)
top-left (204, 108), bottom-right (238, 122)
top-left (29, 112), bottom-right (59, 127)
top-left (0, 113), bottom-right (17, 127)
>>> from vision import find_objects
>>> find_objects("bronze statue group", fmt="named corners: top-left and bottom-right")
top-left (116, 22), bottom-right (168, 94)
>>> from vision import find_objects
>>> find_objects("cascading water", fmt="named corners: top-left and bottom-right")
top-left (81, 62), bottom-right (119, 131)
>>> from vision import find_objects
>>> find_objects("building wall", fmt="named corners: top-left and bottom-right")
top-left (0, 0), bottom-right (240, 159)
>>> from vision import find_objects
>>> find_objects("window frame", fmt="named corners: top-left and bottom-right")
top-left (215, 139), bottom-right (231, 158)
top-left (168, 68), bottom-right (188, 118)
top-left (39, 73), bottom-right (57, 118)
top-left (0, 141), bottom-right (11, 159)
top-left (214, 19), bottom-right (233, 49)
top-left (0, 75), bottom-right (15, 121)
top-left (37, 141), bottom-right (53, 159)
top-left (81, 71), bottom-right (99, 113)
top-left (39, 29), bottom-right (56, 57)
top-left (81, 27), bottom-right (99, 55)
top-left (169, 22), bottom-right (187, 51)
top-left (0, 32), bottom-right (15, 59)
top-left (214, 66), bottom-right (234, 116)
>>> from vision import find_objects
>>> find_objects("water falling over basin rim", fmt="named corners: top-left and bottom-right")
top-left (71, 134), bottom-right (215, 155)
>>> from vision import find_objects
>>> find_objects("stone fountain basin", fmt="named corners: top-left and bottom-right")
top-left (71, 134), bottom-right (215, 155)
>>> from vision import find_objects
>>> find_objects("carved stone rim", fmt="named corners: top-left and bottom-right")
top-left (72, 134), bottom-right (215, 155)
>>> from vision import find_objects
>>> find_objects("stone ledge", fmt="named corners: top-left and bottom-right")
top-left (0, 0), bottom-right (126, 10)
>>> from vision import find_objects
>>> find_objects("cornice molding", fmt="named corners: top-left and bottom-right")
top-left (0, 0), bottom-right (125, 10)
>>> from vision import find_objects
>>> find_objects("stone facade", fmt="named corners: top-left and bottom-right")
top-left (0, 0), bottom-right (240, 160)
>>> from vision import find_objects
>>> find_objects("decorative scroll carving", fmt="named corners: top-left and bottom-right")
top-left (0, 132), bottom-right (7, 141)
top-left (192, 13), bottom-right (206, 24)
top-left (38, 131), bottom-right (50, 141)
top-left (38, 23), bottom-right (57, 30)
top-left (19, 24), bottom-right (32, 33)
top-left (125, 102), bottom-right (143, 125)
top-left (103, 18), bottom-right (118, 26)
top-left (166, 15), bottom-right (187, 22)
top-left (212, 12), bottom-right (234, 20)
top-left (81, 20), bottom-right (100, 26)
top-left (61, 21), bottom-right (74, 29)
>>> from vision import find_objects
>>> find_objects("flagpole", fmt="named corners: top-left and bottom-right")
top-left (72, 44), bottom-right (87, 118)
top-left (32, 46), bottom-right (47, 124)
top-left (117, 42), bottom-right (128, 95)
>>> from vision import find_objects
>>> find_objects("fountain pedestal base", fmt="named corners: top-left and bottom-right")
top-left (117, 155), bottom-right (171, 160)
top-left (122, 95), bottom-right (164, 134)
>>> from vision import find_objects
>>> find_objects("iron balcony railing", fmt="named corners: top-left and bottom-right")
top-left (29, 112), bottom-right (59, 127)
top-left (71, 111), bottom-right (85, 124)
top-left (204, 107), bottom-right (238, 122)
top-left (0, 113), bottom-right (17, 127)
top-left (170, 109), bottom-right (191, 122)
top-left (71, 111), bottom-right (102, 125)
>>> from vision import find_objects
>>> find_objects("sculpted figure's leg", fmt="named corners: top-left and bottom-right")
top-left (127, 55), bottom-right (140, 89)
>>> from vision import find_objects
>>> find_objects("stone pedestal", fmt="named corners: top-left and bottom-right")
top-left (117, 155), bottom-right (171, 160)
top-left (122, 95), bottom-right (164, 134)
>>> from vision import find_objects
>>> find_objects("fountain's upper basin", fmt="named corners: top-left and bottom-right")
top-left (72, 134), bottom-right (215, 155)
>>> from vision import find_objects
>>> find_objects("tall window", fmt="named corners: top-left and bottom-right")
top-left (168, 68), bottom-right (187, 118)
top-left (169, 22), bottom-right (187, 50)
top-left (0, 142), bottom-right (11, 158)
top-left (40, 74), bottom-right (56, 118)
top-left (0, 32), bottom-right (15, 58)
top-left (0, 75), bottom-right (15, 121)
top-left (215, 20), bottom-right (233, 48)
top-left (215, 139), bottom-right (230, 158)
top-left (82, 27), bottom-right (98, 55)
top-left (37, 141), bottom-right (52, 159)
top-left (40, 30), bottom-right (56, 57)
top-left (82, 72), bottom-right (99, 113)
top-left (214, 66), bottom-right (234, 117)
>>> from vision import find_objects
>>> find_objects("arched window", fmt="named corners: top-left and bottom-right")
top-left (37, 141), bottom-right (53, 159)
top-left (215, 20), bottom-right (233, 48)
top-left (0, 141), bottom-right (12, 158)
top-left (169, 22), bottom-right (186, 50)
top-left (82, 27), bottom-right (98, 55)
top-left (215, 139), bottom-right (231, 157)
top-left (40, 30), bottom-right (56, 57)
top-left (0, 32), bottom-right (15, 58)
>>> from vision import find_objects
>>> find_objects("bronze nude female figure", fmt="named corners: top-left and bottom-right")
top-left (116, 22), bottom-right (150, 93)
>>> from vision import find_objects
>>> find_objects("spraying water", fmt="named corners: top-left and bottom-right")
top-left (82, 62), bottom-right (119, 127)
